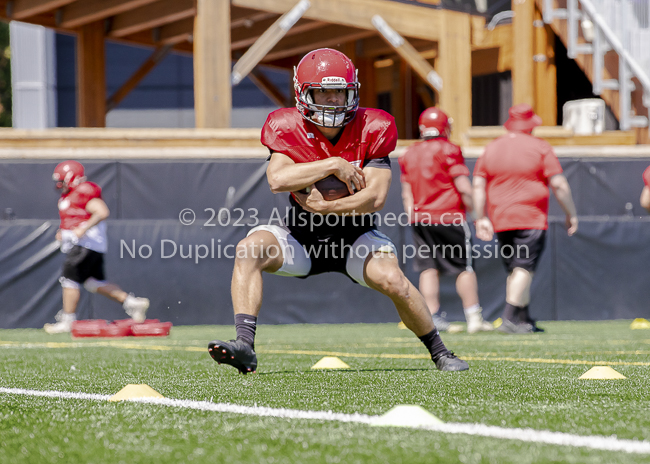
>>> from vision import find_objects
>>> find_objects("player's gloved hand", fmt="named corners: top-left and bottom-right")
top-left (332, 158), bottom-right (365, 195)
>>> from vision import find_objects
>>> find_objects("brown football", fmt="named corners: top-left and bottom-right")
top-left (313, 175), bottom-right (353, 201)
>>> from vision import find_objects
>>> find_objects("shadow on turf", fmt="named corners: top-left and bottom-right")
top-left (256, 367), bottom-right (432, 376)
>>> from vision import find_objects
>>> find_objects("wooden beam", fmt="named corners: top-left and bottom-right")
top-left (231, 0), bottom-right (311, 85)
top-left (58, 0), bottom-right (158, 29)
top-left (194, 0), bottom-right (231, 128)
top-left (231, 17), bottom-right (325, 51)
top-left (437, 10), bottom-right (472, 144)
top-left (512, 0), bottom-right (535, 106)
top-left (361, 35), bottom-right (434, 59)
top-left (158, 17), bottom-right (193, 45)
top-left (77, 20), bottom-right (106, 127)
top-left (232, 0), bottom-right (442, 41)
top-left (262, 24), bottom-right (375, 62)
top-left (10, 0), bottom-right (75, 20)
top-left (109, 0), bottom-right (195, 38)
top-left (534, 8), bottom-right (557, 124)
top-left (231, 7), bottom-right (277, 28)
top-left (106, 44), bottom-right (172, 112)
top-left (371, 15), bottom-right (442, 91)
top-left (249, 68), bottom-right (290, 107)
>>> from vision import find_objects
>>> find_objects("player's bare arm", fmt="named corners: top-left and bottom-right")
top-left (472, 176), bottom-right (494, 241)
top-left (267, 152), bottom-right (365, 195)
top-left (453, 175), bottom-right (475, 219)
top-left (549, 174), bottom-right (578, 236)
top-left (400, 180), bottom-right (414, 220)
top-left (640, 186), bottom-right (650, 213)
top-left (294, 165), bottom-right (391, 215)
top-left (74, 198), bottom-right (110, 239)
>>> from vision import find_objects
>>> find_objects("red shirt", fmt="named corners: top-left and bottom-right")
top-left (473, 132), bottom-right (563, 232)
top-left (261, 107), bottom-right (397, 165)
top-left (643, 166), bottom-right (650, 186)
top-left (58, 181), bottom-right (102, 230)
top-left (399, 138), bottom-right (469, 224)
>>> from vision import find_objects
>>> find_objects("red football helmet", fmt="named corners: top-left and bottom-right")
top-left (419, 107), bottom-right (452, 139)
top-left (53, 160), bottom-right (85, 190)
top-left (294, 48), bottom-right (360, 128)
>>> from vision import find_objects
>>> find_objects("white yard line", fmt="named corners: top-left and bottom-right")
top-left (1, 387), bottom-right (649, 454)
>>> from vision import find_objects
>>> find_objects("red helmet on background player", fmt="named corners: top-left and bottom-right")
top-left (419, 107), bottom-right (452, 139)
top-left (294, 48), bottom-right (360, 128)
top-left (53, 160), bottom-right (86, 190)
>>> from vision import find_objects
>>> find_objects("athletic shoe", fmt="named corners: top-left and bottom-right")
top-left (433, 351), bottom-right (469, 371)
top-left (123, 294), bottom-right (149, 323)
top-left (467, 309), bottom-right (494, 334)
top-left (431, 313), bottom-right (451, 332)
top-left (43, 310), bottom-right (76, 334)
top-left (497, 319), bottom-right (534, 334)
top-left (208, 339), bottom-right (257, 374)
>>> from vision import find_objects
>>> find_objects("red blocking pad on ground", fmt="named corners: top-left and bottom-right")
top-left (71, 319), bottom-right (172, 338)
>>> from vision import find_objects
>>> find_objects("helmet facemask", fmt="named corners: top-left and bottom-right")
top-left (294, 71), bottom-right (360, 128)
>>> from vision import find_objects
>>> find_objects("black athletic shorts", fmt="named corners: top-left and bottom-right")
top-left (495, 229), bottom-right (546, 272)
top-left (411, 223), bottom-right (473, 275)
top-left (62, 245), bottom-right (106, 283)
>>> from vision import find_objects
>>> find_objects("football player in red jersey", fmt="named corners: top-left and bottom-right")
top-left (641, 166), bottom-right (650, 213)
top-left (44, 160), bottom-right (150, 334)
top-left (400, 108), bottom-right (493, 334)
top-left (208, 49), bottom-right (469, 373)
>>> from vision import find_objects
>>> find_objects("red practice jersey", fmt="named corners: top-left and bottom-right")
top-left (261, 108), bottom-right (398, 166)
top-left (58, 182), bottom-right (102, 230)
top-left (643, 166), bottom-right (650, 186)
top-left (474, 132), bottom-right (563, 232)
top-left (399, 138), bottom-right (469, 224)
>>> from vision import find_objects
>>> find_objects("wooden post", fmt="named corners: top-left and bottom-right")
top-left (534, 8), bottom-right (557, 125)
top-left (194, 0), bottom-right (231, 128)
top-left (77, 21), bottom-right (106, 127)
top-left (437, 10), bottom-right (471, 144)
top-left (512, 0), bottom-right (535, 106)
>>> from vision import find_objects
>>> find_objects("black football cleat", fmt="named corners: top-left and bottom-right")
top-left (433, 351), bottom-right (469, 371)
top-left (208, 339), bottom-right (257, 374)
top-left (498, 319), bottom-right (535, 334)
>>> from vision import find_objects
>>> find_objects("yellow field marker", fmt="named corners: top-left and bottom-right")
top-left (109, 384), bottom-right (165, 402)
top-left (630, 318), bottom-right (650, 330)
top-left (311, 356), bottom-right (350, 370)
top-left (579, 366), bottom-right (627, 379)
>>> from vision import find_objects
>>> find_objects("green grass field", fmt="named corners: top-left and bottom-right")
top-left (1, 320), bottom-right (649, 463)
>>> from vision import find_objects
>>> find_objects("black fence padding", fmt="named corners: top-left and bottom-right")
top-left (1, 157), bottom-right (649, 328)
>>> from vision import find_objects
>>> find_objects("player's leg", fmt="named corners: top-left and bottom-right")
top-left (210, 225), bottom-right (310, 373)
top-left (346, 231), bottom-right (468, 371)
top-left (419, 268), bottom-right (440, 316)
top-left (456, 270), bottom-right (492, 333)
top-left (45, 246), bottom-right (86, 333)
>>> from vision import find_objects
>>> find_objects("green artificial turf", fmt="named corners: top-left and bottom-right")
top-left (1, 321), bottom-right (649, 463)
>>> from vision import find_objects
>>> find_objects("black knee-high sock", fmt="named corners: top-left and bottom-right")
top-left (234, 314), bottom-right (257, 349)
top-left (419, 329), bottom-right (448, 360)
top-left (503, 303), bottom-right (523, 323)
top-left (518, 305), bottom-right (531, 323)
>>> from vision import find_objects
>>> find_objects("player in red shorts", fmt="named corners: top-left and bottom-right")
top-left (208, 49), bottom-right (468, 373)
top-left (400, 107), bottom-right (493, 334)
top-left (44, 160), bottom-right (150, 334)
top-left (640, 166), bottom-right (650, 213)
top-left (473, 104), bottom-right (578, 334)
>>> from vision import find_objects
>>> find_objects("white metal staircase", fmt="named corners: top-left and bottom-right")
top-left (543, 0), bottom-right (650, 132)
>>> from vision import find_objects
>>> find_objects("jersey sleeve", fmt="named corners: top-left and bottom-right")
top-left (473, 153), bottom-right (488, 179)
top-left (643, 166), bottom-right (650, 186)
top-left (445, 144), bottom-right (470, 178)
top-left (366, 112), bottom-right (398, 160)
top-left (75, 182), bottom-right (103, 208)
top-left (398, 155), bottom-right (409, 183)
top-left (541, 143), bottom-right (563, 181)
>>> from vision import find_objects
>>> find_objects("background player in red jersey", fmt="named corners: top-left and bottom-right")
top-left (208, 49), bottom-right (469, 373)
top-left (640, 166), bottom-right (650, 213)
top-left (472, 104), bottom-right (578, 334)
top-left (400, 107), bottom-right (493, 334)
top-left (44, 160), bottom-right (150, 334)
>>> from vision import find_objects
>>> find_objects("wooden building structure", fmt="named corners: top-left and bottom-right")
top-left (0, 0), bottom-right (645, 144)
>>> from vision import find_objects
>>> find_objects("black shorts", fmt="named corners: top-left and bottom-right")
top-left (411, 223), bottom-right (473, 275)
top-left (62, 246), bottom-right (106, 283)
top-left (495, 229), bottom-right (546, 272)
